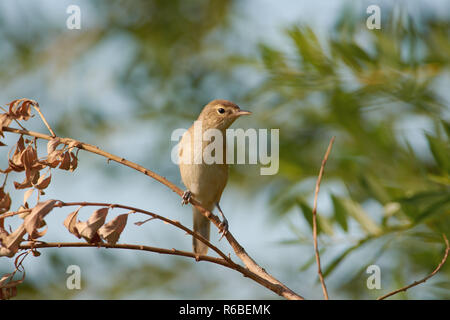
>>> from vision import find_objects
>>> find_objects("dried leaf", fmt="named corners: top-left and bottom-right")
top-left (34, 172), bottom-right (51, 190)
top-left (0, 114), bottom-right (12, 138)
top-left (0, 188), bottom-right (11, 214)
top-left (0, 273), bottom-right (13, 287)
top-left (47, 137), bottom-right (60, 155)
top-left (46, 150), bottom-right (63, 168)
top-left (8, 136), bottom-right (25, 172)
top-left (75, 207), bottom-right (109, 243)
top-left (23, 188), bottom-right (34, 205)
top-left (59, 152), bottom-right (71, 170)
top-left (69, 152), bottom-right (78, 171)
top-left (8, 98), bottom-right (35, 121)
top-left (17, 204), bottom-right (30, 219)
top-left (0, 270), bottom-right (25, 294)
top-left (21, 146), bottom-right (38, 182)
top-left (13, 177), bottom-right (32, 190)
top-left (0, 286), bottom-right (17, 300)
top-left (98, 214), bottom-right (128, 244)
top-left (0, 225), bottom-right (26, 257)
top-left (23, 199), bottom-right (56, 239)
top-left (63, 207), bottom-right (81, 238)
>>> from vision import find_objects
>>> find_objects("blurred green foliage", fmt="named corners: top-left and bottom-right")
top-left (256, 9), bottom-right (449, 297)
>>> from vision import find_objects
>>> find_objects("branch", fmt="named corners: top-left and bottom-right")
top-left (20, 242), bottom-right (231, 267)
top-left (17, 241), bottom-right (300, 298)
top-left (2, 125), bottom-right (304, 300)
top-left (54, 201), bottom-right (232, 264)
top-left (312, 136), bottom-right (335, 300)
top-left (377, 234), bottom-right (449, 300)
top-left (32, 104), bottom-right (55, 137)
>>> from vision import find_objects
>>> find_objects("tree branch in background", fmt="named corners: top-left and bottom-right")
top-left (312, 136), bottom-right (335, 300)
top-left (377, 234), bottom-right (449, 300)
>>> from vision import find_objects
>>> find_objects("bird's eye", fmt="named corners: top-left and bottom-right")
top-left (217, 108), bottom-right (225, 114)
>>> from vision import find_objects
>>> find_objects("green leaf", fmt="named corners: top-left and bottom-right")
top-left (414, 195), bottom-right (450, 224)
top-left (296, 199), bottom-right (315, 232)
top-left (335, 197), bottom-right (381, 235)
top-left (331, 194), bottom-right (348, 232)
top-left (425, 133), bottom-right (449, 172)
top-left (323, 236), bottom-right (373, 278)
top-left (296, 198), bottom-right (334, 236)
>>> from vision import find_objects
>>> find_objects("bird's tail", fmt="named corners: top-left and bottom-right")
top-left (193, 207), bottom-right (210, 255)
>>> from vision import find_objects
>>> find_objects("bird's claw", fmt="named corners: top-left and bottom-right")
top-left (218, 218), bottom-right (228, 241)
top-left (181, 190), bottom-right (192, 205)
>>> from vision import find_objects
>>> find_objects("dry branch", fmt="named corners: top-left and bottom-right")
top-left (312, 136), bottom-right (335, 300)
top-left (377, 234), bottom-right (449, 300)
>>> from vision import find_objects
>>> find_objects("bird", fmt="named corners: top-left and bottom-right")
top-left (178, 99), bottom-right (251, 255)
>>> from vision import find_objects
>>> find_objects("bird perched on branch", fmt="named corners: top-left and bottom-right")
top-left (179, 99), bottom-right (251, 254)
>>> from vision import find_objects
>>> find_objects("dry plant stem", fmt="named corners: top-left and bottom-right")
top-left (2, 126), bottom-right (304, 300)
top-left (55, 201), bottom-right (231, 263)
top-left (17, 241), bottom-right (298, 297)
top-left (32, 105), bottom-right (55, 137)
top-left (377, 234), bottom-right (449, 300)
top-left (312, 136), bottom-right (335, 300)
top-left (20, 242), bottom-right (230, 267)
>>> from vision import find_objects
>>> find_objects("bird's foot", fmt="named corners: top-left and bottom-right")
top-left (216, 202), bottom-right (229, 240)
top-left (218, 218), bottom-right (228, 241)
top-left (181, 190), bottom-right (192, 205)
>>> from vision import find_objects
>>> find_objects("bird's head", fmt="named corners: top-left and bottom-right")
top-left (197, 99), bottom-right (251, 130)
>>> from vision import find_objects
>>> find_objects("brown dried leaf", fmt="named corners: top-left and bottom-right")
top-left (63, 207), bottom-right (81, 238)
top-left (0, 286), bottom-right (17, 299)
top-left (17, 204), bottom-right (30, 219)
top-left (21, 146), bottom-right (37, 169)
top-left (59, 152), bottom-right (71, 170)
top-left (75, 207), bottom-right (108, 243)
top-left (23, 199), bottom-right (56, 239)
top-left (0, 270), bottom-right (26, 294)
top-left (23, 188), bottom-right (34, 205)
top-left (0, 225), bottom-right (26, 257)
top-left (0, 273), bottom-right (13, 287)
top-left (47, 137), bottom-right (60, 155)
top-left (98, 214), bottom-right (128, 245)
top-left (46, 150), bottom-right (63, 168)
top-left (8, 136), bottom-right (25, 172)
top-left (35, 172), bottom-right (51, 190)
top-left (21, 146), bottom-right (39, 183)
top-left (69, 152), bottom-right (78, 172)
top-left (13, 177), bottom-right (32, 190)
top-left (0, 114), bottom-right (12, 138)
top-left (8, 98), bottom-right (35, 121)
top-left (0, 188), bottom-right (11, 214)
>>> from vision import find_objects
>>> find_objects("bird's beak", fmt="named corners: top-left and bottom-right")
top-left (236, 109), bottom-right (252, 116)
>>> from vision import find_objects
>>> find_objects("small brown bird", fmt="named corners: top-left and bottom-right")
top-left (179, 99), bottom-right (251, 254)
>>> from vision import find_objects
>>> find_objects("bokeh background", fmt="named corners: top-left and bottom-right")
top-left (0, 0), bottom-right (449, 299)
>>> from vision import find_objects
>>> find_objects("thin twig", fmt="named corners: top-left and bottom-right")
top-left (377, 234), bottom-right (449, 300)
top-left (54, 201), bottom-right (232, 264)
top-left (2, 125), bottom-right (304, 300)
top-left (32, 105), bottom-right (55, 137)
top-left (20, 242), bottom-right (230, 267)
top-left (17, 241), bottom-right (298, 297)
top-left (312, 136), bottom-right (335, 300)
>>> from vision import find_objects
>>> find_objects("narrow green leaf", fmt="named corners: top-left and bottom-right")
top-left (331, 194), bottom-right (348, 232)
top-left (425, 133), bottom-right (449, 172)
